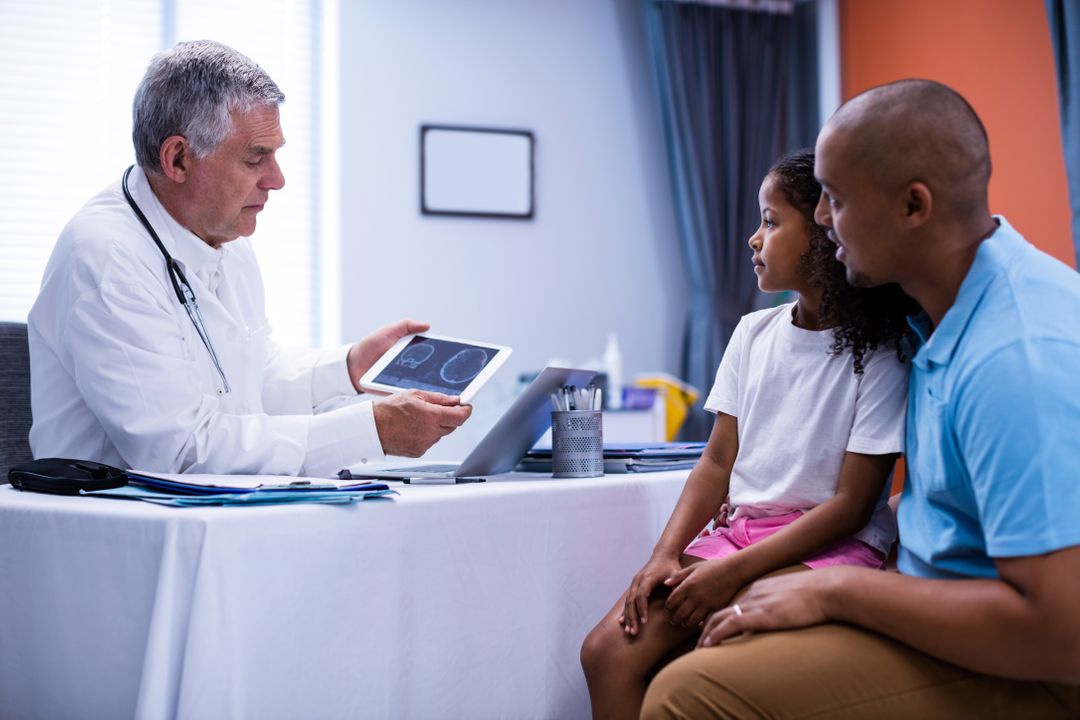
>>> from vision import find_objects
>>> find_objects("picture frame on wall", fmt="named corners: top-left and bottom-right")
top-left (420, 124), bottom-right (535, 219)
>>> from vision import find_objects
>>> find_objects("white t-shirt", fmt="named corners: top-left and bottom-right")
top-left (704, 302), bottom-right (908, 553)
top-left (28, 166), bottom-right (385, 476)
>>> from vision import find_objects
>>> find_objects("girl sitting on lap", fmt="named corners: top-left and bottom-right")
top-left (580, 149), bottom-right (919, 720)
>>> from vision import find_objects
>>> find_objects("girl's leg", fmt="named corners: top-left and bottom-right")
top-left (581, 558), bottom-right (702, 720)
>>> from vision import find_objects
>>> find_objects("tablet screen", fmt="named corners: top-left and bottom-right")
top-left (370, 336), bottom-right (501, 396)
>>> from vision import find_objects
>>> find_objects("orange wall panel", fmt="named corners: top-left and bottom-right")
top-left (840, 0), bottom-right (1076, 267)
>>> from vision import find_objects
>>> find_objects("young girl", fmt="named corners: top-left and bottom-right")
top-left (580, 149), bottom-right (918, 720)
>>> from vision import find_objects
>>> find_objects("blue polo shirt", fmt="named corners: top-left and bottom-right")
top-left (898, 217), bottom-right (1080, 580)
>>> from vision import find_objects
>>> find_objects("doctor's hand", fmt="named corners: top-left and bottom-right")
top-left (373, 390), bottom-right (472, 457)
top-left (347, 318), bottom-right (430, 393)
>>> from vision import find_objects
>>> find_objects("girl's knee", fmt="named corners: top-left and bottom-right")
top-left (581, 618), bottom-right (624, 679)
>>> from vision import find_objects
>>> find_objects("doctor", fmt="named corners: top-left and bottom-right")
top-left (28, 40), bottom-right (471, 476)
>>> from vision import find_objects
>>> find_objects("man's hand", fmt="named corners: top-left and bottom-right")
top-left (373, 390), bottom-right (472, 457)
top-left (347, 318), bottom-right (430, 393)
top-left (697, 565), bottom-right (846, 647)
top-left (663, 557), bottom-right (745, 630)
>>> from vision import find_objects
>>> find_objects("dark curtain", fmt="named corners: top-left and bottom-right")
top-left (644, 0), bottom-right (820, 439)
top-left (1047, 0), bottom-right (1080, 265)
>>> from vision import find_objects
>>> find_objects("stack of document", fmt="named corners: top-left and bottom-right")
top-left (83, 472), bottom-right (393, 507)
top-left (517, 442), bottom-right (706, 474)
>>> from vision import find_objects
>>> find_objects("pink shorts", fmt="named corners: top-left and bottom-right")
top-left (684, 510), bottom-right (886, 570)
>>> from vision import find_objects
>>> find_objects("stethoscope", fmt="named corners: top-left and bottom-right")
top-left (121, 165), bottom-right (232, 394)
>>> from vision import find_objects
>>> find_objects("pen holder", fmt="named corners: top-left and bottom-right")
top-left (551, 410), bottom-right (603, 478)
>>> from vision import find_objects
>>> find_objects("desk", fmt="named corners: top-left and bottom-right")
top-left (0, 471), bottom-right (687, 719)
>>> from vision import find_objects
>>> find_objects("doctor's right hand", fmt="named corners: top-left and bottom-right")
top-left (373, 390), bottom-right (472, 457)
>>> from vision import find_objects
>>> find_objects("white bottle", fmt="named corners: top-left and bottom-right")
top-left (603, 332), bottom-right (623, 410)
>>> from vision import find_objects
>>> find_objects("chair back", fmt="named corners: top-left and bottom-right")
top-left (0, 322), bottom-right (33, 483)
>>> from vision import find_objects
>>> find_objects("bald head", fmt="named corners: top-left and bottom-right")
top-left (825, 79), bottom-right (991, 222)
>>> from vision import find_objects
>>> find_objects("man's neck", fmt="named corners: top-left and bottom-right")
top-left (904, 215), bottom-right (998, 329)
top-left (144, 170), bottom-right (219, 249)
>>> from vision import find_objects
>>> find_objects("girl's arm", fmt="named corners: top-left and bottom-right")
top-left (721, 450), bottom-right (894, 580)
top-left (620, 412), bottom-right (738, 635)
top-left (664, 450), bottom-right (895, 628)
top-left (652, 412), bottom-right (739, 557)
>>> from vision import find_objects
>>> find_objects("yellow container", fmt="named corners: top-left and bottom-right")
top-left (634, 373), bottom-right (700, 441)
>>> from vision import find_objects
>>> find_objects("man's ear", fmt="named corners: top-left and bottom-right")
top-left (158, 135), bottom-right (191, 183)
top-left (903, 181), bottom-right (932, 228)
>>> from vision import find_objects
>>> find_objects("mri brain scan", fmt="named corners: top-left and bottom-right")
top-left (440, 348), bottom-right (489, 384)
top-left (396, 343), bottom-right (435, 369)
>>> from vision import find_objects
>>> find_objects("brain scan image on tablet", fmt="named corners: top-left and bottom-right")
top-left (399, 343), bottom-right (435, 369)
top-left (363, 334), bottom-right (512, 402)
top-left (440, 348), bottom-right (489, 384)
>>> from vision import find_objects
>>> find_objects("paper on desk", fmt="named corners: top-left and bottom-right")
top-left (127, 471), bottom-right (385, 494)
top-left (82, 484), bottom-right (395, 506)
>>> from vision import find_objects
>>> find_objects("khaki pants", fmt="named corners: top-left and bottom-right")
top-left (641, 623), bottom-right (1080, 719)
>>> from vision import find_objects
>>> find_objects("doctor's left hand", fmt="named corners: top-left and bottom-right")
top-left (347, 318), bottom-right (430, 393)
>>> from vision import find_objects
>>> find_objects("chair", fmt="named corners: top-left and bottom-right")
top-left (0, 322), bottom-right (33, 483)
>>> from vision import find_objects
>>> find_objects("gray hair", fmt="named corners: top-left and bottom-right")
top-left (132, 40), bottom-right (284, 172)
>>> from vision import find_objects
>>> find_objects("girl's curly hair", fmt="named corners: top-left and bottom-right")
top-left (768, 149), bottom-right (920, 374)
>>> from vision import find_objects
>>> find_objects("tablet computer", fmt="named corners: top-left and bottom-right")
top-left (359, 333), bottom-right (512, 404)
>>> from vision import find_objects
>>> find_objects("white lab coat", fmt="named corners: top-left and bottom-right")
top-left (27, 166), bottom-right (384, 476)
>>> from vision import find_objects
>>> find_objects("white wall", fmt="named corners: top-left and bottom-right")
top-left (338, 0), bottom-right (686, 455)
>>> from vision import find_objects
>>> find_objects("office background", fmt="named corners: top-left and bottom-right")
top-left (1, 0), bottom-right (1076, 455)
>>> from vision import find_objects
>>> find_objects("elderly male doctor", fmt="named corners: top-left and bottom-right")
top-left (28, 40), bottom-right (471, 476)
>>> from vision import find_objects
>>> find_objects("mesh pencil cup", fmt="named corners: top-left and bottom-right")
top-left (551, 410), bottom-right (603, 478)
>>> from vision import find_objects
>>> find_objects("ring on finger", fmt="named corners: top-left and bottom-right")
top-left (732, 603), bottom-right (743, 616)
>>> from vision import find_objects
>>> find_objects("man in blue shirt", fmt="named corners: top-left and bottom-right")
top-left (642, 79), bottom-right (1080, 717)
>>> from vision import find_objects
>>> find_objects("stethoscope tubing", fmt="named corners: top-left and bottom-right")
top-left (121, 165), bottom-right (232, 395)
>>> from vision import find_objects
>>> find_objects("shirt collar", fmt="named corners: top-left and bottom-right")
top-left (912, 215), bottom-right (1025, 370)
top-left (126, 165), bottom-right (228, 283)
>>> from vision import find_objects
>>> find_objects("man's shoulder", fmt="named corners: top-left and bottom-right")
top-left (56, 184), bottom-right (164, 283)
top-left (955, 249), bottom-right (1080, 400)
top-left (964, 226), bottom-right (1080, 357)
top-left (32, 182), bottom-right (168, 324)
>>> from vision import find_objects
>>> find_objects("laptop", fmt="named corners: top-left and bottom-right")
top-left (349, 366), bottom-right (597, 480)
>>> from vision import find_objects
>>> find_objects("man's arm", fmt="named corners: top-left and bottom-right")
top-left (263, 317), bottom-right (472, 458)
top-left (698, 545), bottom-right (1080, 684)
top-left (346, 318), bottom-right (472, 457)
top-left (262, 318), bottom-right (429, 413)
top-left (663, 451), bottom-right (895, 629)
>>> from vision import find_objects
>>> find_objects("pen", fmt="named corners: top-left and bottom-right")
top-left (404, 476), bottom-right (486, 485)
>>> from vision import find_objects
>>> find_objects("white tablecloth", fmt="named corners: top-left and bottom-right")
top-left (0, 471), bottom-right (687, 719)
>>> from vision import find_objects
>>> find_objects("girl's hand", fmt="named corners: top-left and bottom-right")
top-left (619, 553), bottom-right (683, 636)
top-left (710, 499), bottom-right (730, 530)
top-left (662, 558), bottom-right (743, 630)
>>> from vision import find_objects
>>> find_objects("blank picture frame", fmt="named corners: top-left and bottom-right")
top-left (420, 124), bottom-right (535, 219)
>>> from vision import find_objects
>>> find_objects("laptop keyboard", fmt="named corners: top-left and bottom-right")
top-left (388, 464), bottom-right (458, 474)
